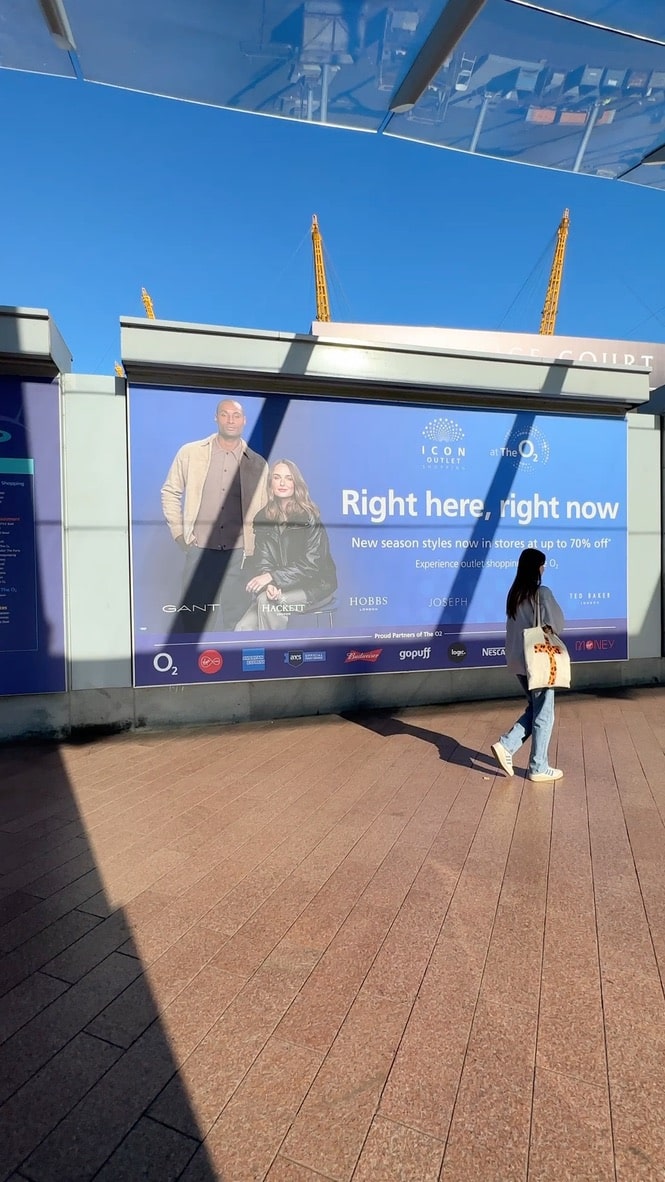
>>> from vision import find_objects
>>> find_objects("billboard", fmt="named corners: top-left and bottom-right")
top-left (0, 378), bottom-right (66, 695)
top-left (129, 385), bottom-right (627, 687)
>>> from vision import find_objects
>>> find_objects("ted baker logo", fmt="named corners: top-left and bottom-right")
top-left (345, 649), bottom-right (382, 664)
top-left (198, 649), bottom-right (223, 674)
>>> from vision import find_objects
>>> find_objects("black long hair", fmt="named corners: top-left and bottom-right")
top-left (506, 548), bottom-right (546, 619)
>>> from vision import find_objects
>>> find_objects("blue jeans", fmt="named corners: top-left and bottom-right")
top-left (500, 675), bottom-right (555, 775)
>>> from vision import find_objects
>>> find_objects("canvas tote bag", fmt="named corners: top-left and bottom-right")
top-left (523, 592), bottom-right (571, 691)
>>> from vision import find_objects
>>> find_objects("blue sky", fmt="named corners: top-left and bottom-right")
top-left (2, 64), bottom-right (665, 373)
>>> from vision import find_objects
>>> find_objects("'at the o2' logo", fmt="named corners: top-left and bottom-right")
top-left (153, 652), bottom-right (178, 676)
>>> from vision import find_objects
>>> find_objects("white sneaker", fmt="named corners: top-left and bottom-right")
top-left (528, 767), bottom-right (563, 782)
top-left (491, 742), bottom-right (514, 777)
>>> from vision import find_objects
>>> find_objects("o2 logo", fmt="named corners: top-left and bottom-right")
top-left (153, 652), bottom-right (178, 677)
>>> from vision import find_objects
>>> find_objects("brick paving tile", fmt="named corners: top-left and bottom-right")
top-left (351, 1116), bottom-right (444, 1181)
top-left (0, 821), bottom-right (86, 876)
top-left (0, 1031), bottom-right (121, 1179)
top-left (0, 873), bottom-right (106, 953)
top-left (0, 836), bottom-right (92, 900)
top-left (21, 1022), bottom-right (184, 1180)
top-left (86, 926), bottom-right (235, 1048)
top-left (42, 910), bottom-right (133, 983)
top-left (182, 1038), bottom-right (323, 1182)
top-left (0, 910), bottom-right (102, 998)
top-left (0, 970), bottom-right (69, 1044)
top-left (0, 891), bottom-right (41, 926)
top-left (0, 952), bottom-right (141, 1105)
top-left (5, 693), bottom-right (665, 1180)
top-left (92, 1116), bottom-right (200, 1182)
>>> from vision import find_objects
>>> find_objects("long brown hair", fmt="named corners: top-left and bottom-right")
top-left (262, 459), bottom-right (320, 522)
top-left (506, 548), bottom-right (546, 619)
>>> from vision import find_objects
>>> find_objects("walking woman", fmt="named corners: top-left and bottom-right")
top-left (235, 459), bottom-right (337, 631)
top-left (491, 547), bottom-right (565, 783)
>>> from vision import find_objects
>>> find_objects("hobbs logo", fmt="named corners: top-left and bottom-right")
top-left (575, 639), bottom-right (615, 652)
top-left (482, 646), bottom-right (505, 657)
top-left (399, 647), bottom-right (432, 661)
top-left (349, 596), bottom-right (389, 608)
top-left (345, 649), bottom-right (382, 664)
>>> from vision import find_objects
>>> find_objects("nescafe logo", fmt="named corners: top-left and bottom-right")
top-left (448, 642), bottom-right (467, 663)
top-left (198, 649), bottom-right (223, 675)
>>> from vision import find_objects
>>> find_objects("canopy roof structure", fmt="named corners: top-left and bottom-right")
top-left (4, 1), bottom-right (665, 189)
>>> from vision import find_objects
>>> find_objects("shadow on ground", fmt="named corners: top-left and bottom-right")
top-left (341, 709), bottom-right (499, 776)
top-left (0, 740), bottom-right (219, 1182)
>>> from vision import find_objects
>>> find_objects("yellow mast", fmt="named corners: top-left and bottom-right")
top-left (539, 209), bottom-right (570, 335)
top-left (311, 215), bottom-right (331, 322)
top-left (141, 287), bottom-right (156, 320)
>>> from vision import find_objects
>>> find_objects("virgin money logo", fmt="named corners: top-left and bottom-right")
top-left (345, 649), bottom-right (382, 664)
top-left (198, 649), bottom-right (223, 674)
top-left (575, 639), bottom-right (615, 652)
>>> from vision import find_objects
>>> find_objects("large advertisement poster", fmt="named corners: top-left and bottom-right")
top-left (0, 378), bottom-right (66, 695)
top-left (129, 385), bottom-right (627, 687)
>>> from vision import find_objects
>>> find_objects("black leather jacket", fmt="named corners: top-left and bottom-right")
top-left (252, 509), bottom-right (337, 604)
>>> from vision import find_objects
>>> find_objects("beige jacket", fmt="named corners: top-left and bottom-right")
top-left (161, 434), bottom-right (269, 556)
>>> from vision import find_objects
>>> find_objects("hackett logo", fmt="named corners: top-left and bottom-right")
top-left (345, 649), bottom-right (382, 664)
top-left (198, 649), bottom-right (223, 674)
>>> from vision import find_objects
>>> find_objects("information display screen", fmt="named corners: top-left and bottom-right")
top-left (0, 378), bottom-right (66, 695)
top-left (129, 385), bottom-right (627, 687)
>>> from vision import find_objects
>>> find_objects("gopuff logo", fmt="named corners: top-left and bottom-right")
top-left (0, 430), bottom-right (12, 443)
top-left (575, 639), bottom-right (615, 652)
top-left (348, 595), bottom-right (388, 611)
top-left (421, 417), bottom-right (465, 469)
top-left (345, 649), bottom-right (382, 663)
top-left (491, 426), bottom-right (550, 472)
top-left (399, 647), bottom-right (432, 661)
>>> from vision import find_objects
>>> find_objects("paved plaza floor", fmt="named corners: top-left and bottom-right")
top-left (2, 686), bottom-right (665, 1181)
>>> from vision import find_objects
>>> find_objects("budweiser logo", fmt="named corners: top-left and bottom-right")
top-left (345, 648), bottom-right (382, 664)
